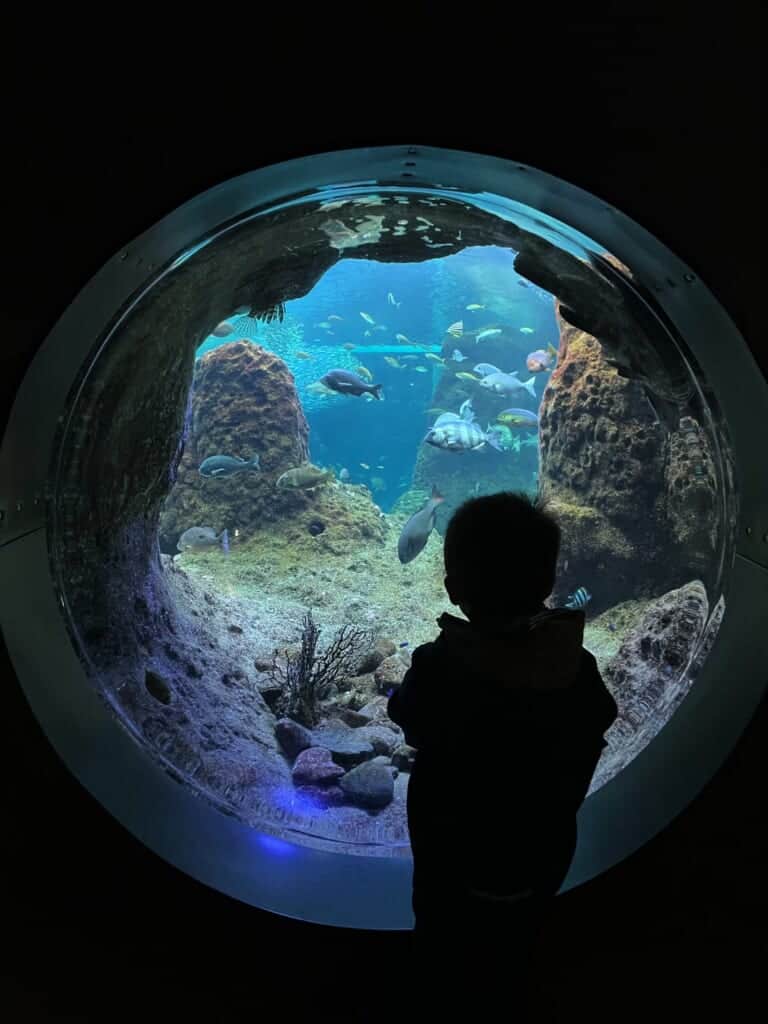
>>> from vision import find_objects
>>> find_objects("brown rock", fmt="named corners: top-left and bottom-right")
top-left (374, 655), bottom-right (408, 694)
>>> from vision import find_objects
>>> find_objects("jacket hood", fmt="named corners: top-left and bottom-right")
top-left (434, 608), bottom-right (587, 691)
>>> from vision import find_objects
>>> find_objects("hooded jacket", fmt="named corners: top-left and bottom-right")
top-left (387, 607), bottom-right (618, 902)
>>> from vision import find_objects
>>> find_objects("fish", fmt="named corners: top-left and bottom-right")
top-left (565, 587), bottom-right (592, 610)
top-left (399, 641), bottom-right (410, 648)
top-left (447, 321), bottom-right (463, 338)
top-left (364, 330), bottom-right (372, 337)
top-left (342, 343), bottom-right (357, 350)
top-left (339, 468), bottom-right (350, 482)
top-left (479, 371), bottom-right (537, 399)
top-left (360, 312), bottom-right (376, 324)
top-left (459, 398), bottom-right (476, 422)
top-left (177, 526), bottom-right (229, 553)
top-left (520, 433), bottom-right (539, 448)
top-left (320, 369), bottom-right (383, 399)
top-left (401, 355), bottom-right (418, 362)
top-left (452, 349), bottom-right (467, 362)
top-left (426, 407), bottom-right (449, 416)
top-left (395, 333), bottom-right (410, 344)
top-left (517, 280), bottom-right (530, 288)
top-left (316, 321), bottom-right (333, 329)
top-left (276, 464), bottom-right (333, 489)
top-left (473, 363), bottom-right (502, 377)
top-left (425, 353), bottom-right (444, 363)
top-left (526, 343), bottom-right (557, 372)
top-left (307, 381), bottom-right (334, 395)
top-left (466, 304), bottom-right (485, 311)
top-left (519, 327), bottom-right (535, 334)
top-left (295, 351), bottom-right (312, 360)
top-left (212, 321), bottom-right (235, 337)
top-left (565, 587), bottom-right (592, 611)
top-left (496, 408), bottom-right (540, 429)
top-left (485, 423), bottom-right (515, 451)
top-left (360, 462), bottom-right (370, 469)
top-left (328, 314), bottom-right (344, 321)
top-left (199, 454), bottom-right (260, 477)
top-left (387, 292), bottom-right (401, 307)
top-left (373, 324), bottom-right (387, 332)
top-left (398, 484), bottom-right (445, 564)
top-left (414, 366), bottom-right (429, 373)
top-left (476, 328), bottom-right (502, 342)
top-left (384, 356), bottom-right (401, 368)
top-left (456, 371), bottom-right (480, 382)
top-left (356, 365), bottom-right (373, 381)
top-left (425, 419), bottom-right (504, 453)
top-left (376, 464), bottom-right (385, 469)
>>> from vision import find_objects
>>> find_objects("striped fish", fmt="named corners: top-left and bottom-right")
top-left (565, 587), bottom-right (592, 610)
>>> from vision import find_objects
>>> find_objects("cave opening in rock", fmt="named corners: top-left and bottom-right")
top-left (48, 180), bottom-right (736, 859)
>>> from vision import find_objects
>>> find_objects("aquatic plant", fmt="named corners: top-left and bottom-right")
top-left (269, 610), bottom-right (373, 727)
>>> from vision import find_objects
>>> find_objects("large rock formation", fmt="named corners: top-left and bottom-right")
top-left (593, 580), bottom-right (711, 788)
top-left (159, 341), bottom-right (310, 552)
top-left (539, 307), bottom-right (722, 612)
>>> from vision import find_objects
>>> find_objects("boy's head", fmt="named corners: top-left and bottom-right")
top-left (443, 491), bottom-right (561, 620)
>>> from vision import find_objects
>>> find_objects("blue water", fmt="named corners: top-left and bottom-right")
top-left (196, 246), bottom-right (558, 511)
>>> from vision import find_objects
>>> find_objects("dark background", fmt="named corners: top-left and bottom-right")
top-left (4, 9), bottom-right (766, 1020)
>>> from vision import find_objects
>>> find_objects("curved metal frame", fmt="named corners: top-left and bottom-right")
top-left (1, 146), bottom-right (766, 930)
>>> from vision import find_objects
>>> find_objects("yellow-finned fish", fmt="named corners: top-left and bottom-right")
top-left (360, 312), bottom-right (376, 324)
top-left (360, 462), bottom-right (370, 469)
top-left (456, 371), bottom-right (480, 382)
top-left (425, 353), bottom-right (444, 363)
top-left (356, 365), bottom-right (373, 381)
top-left (384, 356), bottom-right (401, 368)
top-left (414, 366), bottom-right (428, 373)
top-left (466, 304), bottom-right (485, 311)
top-left (395, 333), bottom-right (410, 344)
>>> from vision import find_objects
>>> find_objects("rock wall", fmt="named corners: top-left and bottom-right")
top-left (159, 341), bottom-right (310, 552)
top-left (592, 580), bottom-right (714, 788)
top-left (539, 307), bottom-right (721, 612)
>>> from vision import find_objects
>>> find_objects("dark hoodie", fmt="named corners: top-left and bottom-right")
top-left (387, 606), bottom-right (618, 903)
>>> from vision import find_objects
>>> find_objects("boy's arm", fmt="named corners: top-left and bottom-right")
top-left (386, 644), bottom-right (432, 749)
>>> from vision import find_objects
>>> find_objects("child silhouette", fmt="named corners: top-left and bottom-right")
top-left (387, 491), bottom-right (618, 1016)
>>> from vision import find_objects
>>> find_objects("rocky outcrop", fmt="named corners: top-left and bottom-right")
top-left (539, 308), bottom-right (721, 611)
top-left (593, 581), bottom-right (710, 787)
top-left (159, 341), bottom-right (309, 552)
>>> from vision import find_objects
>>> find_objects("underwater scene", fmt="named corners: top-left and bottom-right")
top-left (54, 188), bottom-right (733, 856)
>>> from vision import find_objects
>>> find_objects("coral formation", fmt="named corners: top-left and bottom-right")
top-left (539, 308), bottom-right (721, 611)
top-left (159, 341), bottom-right (310, 552)
top-left (268, 610), bottom-right (373, 726)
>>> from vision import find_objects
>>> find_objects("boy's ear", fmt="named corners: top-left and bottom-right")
top-left (444, 575), bottom-right (461, 606)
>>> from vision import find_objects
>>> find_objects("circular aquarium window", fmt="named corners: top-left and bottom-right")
top-left (1, 147), bottom-right (766, 929)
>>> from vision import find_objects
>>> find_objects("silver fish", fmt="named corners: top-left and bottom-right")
top-left (398, 484), bottom-right (444, 564)
top-left (479, 371), bottom-right (537, 399)
top-left (199, 454), bottom-right (260, 477)
top-left (476, 328), bottom-right (502, 342)
top-left (177, 526), bottom-right (229, 553)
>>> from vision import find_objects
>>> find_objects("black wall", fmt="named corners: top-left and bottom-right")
top-left (4, 11), bottom-right (766, 1019)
